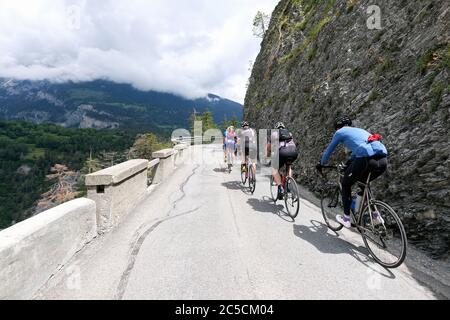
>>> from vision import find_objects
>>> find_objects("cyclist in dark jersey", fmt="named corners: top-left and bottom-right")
top-left (317, 115), bottom-right (388, 228)
top-left (267, 122), bottom-right (298, 200)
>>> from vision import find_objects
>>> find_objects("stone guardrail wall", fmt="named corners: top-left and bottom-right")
top-left (86, 159), bottom-right (149, 234)
top-left (85, 143), bottom-right (189, 234)
top-left (0, 198), bottom-right (97, 299)
top-left (171, 136), bottom-right (202, 146)
top-left (0, 144), bottom-right (190, 299)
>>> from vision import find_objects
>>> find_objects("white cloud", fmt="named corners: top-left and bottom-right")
top-left (0, 0), bottom-right (279, 103)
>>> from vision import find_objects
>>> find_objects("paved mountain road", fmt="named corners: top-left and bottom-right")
top-left (36, 145), bottom-right (438, 300)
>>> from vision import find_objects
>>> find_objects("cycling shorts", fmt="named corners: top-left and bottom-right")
top-left (226, 140), bottom-right (235, 150)
top-left (278, 146), bottom-right (298, 169)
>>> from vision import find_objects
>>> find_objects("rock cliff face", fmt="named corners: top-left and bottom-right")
top-left (245, 0), bottom-right (449, 258)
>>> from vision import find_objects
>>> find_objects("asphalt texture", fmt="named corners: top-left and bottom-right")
top-left (36, 145), bottom-right (439, 300)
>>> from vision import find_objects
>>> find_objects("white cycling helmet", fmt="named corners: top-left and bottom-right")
top-left (275, 122), bottom-right (286, 129)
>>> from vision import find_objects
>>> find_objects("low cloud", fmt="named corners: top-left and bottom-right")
top-left (0, 0), bottom-right (278, 103)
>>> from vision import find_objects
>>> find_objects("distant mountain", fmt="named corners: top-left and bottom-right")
top-left (0, 79), bottom-right (243, 134)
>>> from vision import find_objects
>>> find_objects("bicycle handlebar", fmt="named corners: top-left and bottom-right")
top-left (320, 165), bottom-right (338, 169)
top-left (316, 163), bottom-right (347, 177)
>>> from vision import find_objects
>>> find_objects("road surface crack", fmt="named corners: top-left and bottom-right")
top-left (116, 203), bottom-right (201, 299)
top-left (167, 164), bottom-right (200, 216)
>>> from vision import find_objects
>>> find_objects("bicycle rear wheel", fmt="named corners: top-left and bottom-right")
top-left (248, 165), bottom-right (256, 194)
top-left (285, 177), bottom-right (300, 219)
top-left (227, 151), bottom-right (233, 173)
top-left (320, 186), bottom-right (344, 232)
top-left (360, 200), bottom-right (407, 268)
top-left (241, 165), bottom-right (248, 185)
top-left (270, 176), bottom-right (278, 203)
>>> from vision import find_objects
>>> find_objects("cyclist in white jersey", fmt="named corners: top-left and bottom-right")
top-left (239, 121), bottom-right (257, 174)
top-left (225, 126), bottom-right (236, 165)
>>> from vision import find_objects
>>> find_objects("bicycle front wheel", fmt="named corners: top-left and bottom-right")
top-left (248, 165), bottom-right (256, 194)
top-left (270, 176), bottom-right (278, 203)
top-left (241, 166), bottom-right (248, 185)
top-left (227, 152), bottom-right (233, 173)
top-left (360, 200), bottom-right (407, 268)
top-left (320, 186), bottom-right (344, 232)
top-left (285, 177), bottom-right (300, 219)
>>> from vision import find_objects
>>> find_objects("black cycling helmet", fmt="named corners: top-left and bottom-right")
top-left (242, 121), bottom-right (250, 128)
top-left (275, 122), bottom-right (286, 129)
top-left (334, 115), bottom-right (352, 130)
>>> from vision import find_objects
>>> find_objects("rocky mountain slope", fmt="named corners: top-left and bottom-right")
top-left (245, 0), bottom-right (449, 258)
top-left (0, 79), bottom-right (242, 134)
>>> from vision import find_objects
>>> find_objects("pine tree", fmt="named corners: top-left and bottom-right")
top-left (201, 110), bottom-right (218, 132)
top-left (84, 150), bottom-right (101, 174)
top-left (253, 11), bottom-right (270, 38)
top-left (222, 117), bottom-right (239, 131)
top-left (129, 133), bottom-right (166, 160)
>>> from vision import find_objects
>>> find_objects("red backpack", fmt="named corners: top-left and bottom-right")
top-left (368, 134), bottom-right (382, 143)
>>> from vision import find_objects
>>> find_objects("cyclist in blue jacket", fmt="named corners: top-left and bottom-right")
top-left (223, 130), bottom-right (228, 163)
top-left (317, 115), bottom-right (388, 228)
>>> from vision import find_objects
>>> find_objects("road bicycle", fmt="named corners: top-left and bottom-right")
top-left (241, 155), bottom-right (256, 194)
top-left (317, 164), bottom-right (407, 268)
top-left (270, 162), bottom-right (300, 219)
top-left (225, 143), bottom-right (235, 173)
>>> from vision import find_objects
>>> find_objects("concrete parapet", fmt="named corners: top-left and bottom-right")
top-left (85, 159), bottom-right (148, 186)
top-left (86, 159), bottom-right (149, 234)
top-left (173, 144), bottom-right (189, 166)
top-left (152, 149), bottom-right (174, 159)
top-left (148, 158), bottom-right (160, 169)
top-left (152, 149), bottom-right (176, 184)
top-left (0, 198), bottom-right (97, 299)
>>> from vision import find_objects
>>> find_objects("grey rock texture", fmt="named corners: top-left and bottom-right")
top-left (245, 0), bottom-right (449, 258)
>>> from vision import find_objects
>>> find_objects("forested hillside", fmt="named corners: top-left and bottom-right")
top-left (0, 120), bottom-right (137, 229)
top-left (0, 106), bottom-right (225, 229)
